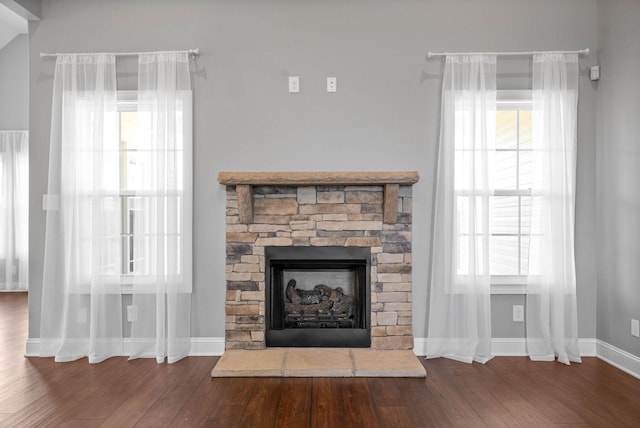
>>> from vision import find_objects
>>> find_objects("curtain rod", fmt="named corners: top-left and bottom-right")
top-left (40, 48), bottom-right (200, 59)
top-left (427, 49), bottom-right (589, 59)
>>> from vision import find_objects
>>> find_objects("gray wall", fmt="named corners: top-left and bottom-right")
top-left (14, 0), bottom-right (42, 19)
top-left (596, 0), bottom-right (640, 357)
top-left (27, 0), bottom-right (598, 341)
top-left (0, 33), bottom-right (28, 130)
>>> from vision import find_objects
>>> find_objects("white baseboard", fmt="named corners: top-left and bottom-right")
top-left (491, 338), bottom-right (527, 356)
top-left (413, 338), bottom-right (597, 357)
top-left (579, 338), bottom-right (598, 356)
top-left (412, 338), bottom-right (427, 356)
top-left (596, 340), bottom-right (640, 380)
top-left (189, 337), bottom-right (225, 356)
top-left (25, 338), bottom-right (47, 357)
top-left (25, 337), bottom-right (226, 358)
top-left (414, 337), bottom-right (640, 379)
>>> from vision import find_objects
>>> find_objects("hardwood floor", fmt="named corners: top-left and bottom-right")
top-left (1, 292), bottom-right (640, 427)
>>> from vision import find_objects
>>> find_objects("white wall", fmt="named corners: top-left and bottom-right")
top-left (27, 0), bottom-right (599, 342)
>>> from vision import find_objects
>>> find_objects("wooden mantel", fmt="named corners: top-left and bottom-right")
top-left (218, 171), bottom-right (419, 224)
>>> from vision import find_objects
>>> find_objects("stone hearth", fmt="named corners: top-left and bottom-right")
top-left (219, 172), bottom-right (419, 351)
top-left (211, 348), bottom-right (426, 377)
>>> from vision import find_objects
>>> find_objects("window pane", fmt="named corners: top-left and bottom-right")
top-left (520, 235), bottom-right (530, 276)
top-left (519, 110), bottom-right (532, 148)
top-left (492, 196), bottom-right (519, 234)
top-left (519, 151), bottom-right (533, 189)
top-left (456, 195), bottom-right (490, 235)
top-left (490, 236), bottom-right (519, 275)
top-left (121, 196), bottom-right (139, 274)
top-left (456, 196), bottom-right (469, 235)
top-left (121, 151), bottom-right (183, 192)
top-left (457, 236), bottom-right (469, 275)
top-left (120, 111), bottom-right (138, 150)
top-left (520, 196), bottom-right (531, 235)
top-left (131, 111), bottom-right (153, 150)
top-left (114, 94), bottom-right (190, 281)
top-left (95, 235), bottom-right (122, 276)
top-left (121, 197), bottom-right (132, 235)
top-left (129, 235), bottom-right (182, 276)
top-left (494, 151), bottom-right (517, 189)
top-left (457, 236), bottom-right (489, 276)
top-left (130, 235), bottom-right (149, 275)
top-left (530, 196), bottom-right (544, 235)
top-left (496, 111), bottom-right (517, 149)
top-left (490, 104), bottom-right (534, 277)
top-left (122, 151), bottom-right (143, 191)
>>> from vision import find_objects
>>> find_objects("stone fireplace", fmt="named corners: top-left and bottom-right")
top-left (219, 172), bottom-right (419, 351)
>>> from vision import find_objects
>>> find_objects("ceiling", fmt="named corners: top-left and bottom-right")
top-left (0, 2), bottom-right (27, 51)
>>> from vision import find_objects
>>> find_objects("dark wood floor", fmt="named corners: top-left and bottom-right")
top-left (1, 293), bottom-right (640, 427)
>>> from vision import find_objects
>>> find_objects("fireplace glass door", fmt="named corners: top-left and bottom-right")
top-left (266, 246), bottom-right (371, 347)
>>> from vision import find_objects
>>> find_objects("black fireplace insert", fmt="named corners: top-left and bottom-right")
top-left (265, 246), bottom-right (371, 347)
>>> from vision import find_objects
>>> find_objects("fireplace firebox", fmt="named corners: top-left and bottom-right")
top-left (265, 246), bottom-right (371, 348)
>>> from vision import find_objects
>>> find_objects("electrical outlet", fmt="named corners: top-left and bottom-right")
top-left (127, 305), bottom-right (138, 322)
top-left (513, 305), bottom-right (524, 322)
top-left (288, 76), bottom-right (300, 93)
top-left (632, 319), bottom-right (640, 338)
top-left (327, 77), bottom-right (337, 93)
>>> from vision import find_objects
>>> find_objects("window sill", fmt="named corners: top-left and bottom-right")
top-left (66, 276), bottom-right (192, 295)
top-left (491, 275), bottom-right (527, 294)
top-left (491, 285), bottom-right (527, 295)
top-left (66, 286), bottom-right (193, 295)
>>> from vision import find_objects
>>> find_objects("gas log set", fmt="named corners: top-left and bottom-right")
top-left (284, 279), bottom-right (355, 329)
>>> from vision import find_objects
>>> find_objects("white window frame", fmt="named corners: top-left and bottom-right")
top-left (116, 90), bottom-right (193, 294)
top-left (491, 90), bottom-right (532, 295)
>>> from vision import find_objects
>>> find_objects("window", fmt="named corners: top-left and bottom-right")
top-left (118, 99), bottom-right (149, 277)
top-left (0, 131), bottom-right (29, 291)
top-left (110, 91), bottom-right (192, 290)
top-left (491, 91), bottom-right (532, 291)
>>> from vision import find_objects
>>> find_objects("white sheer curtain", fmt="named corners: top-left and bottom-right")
top-left (129, 52), bottom-right (192, 363)
top-left (0, 131), bottom-right (28, 291)
top-left (427, 54), bottom-right (496, 364)
top-left (39, 54), bottom-right (124, 363)
top-left (526, 53), bottom-right (581, 365)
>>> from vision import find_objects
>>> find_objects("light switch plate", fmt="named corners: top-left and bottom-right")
top-left (288, 76), bottom-right (300, 93)
top-left (327, 77), bottom-right (337, 93)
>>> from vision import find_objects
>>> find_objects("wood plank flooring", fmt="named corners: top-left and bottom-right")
top-left (2, 292), bottom-right (640, 427)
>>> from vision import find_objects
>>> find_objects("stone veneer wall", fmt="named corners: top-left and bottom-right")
top-left (225, 185), bottom-right (413, 350)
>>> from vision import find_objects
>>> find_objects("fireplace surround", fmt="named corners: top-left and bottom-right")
top-left (219, 171), bottom-right (419, 351)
